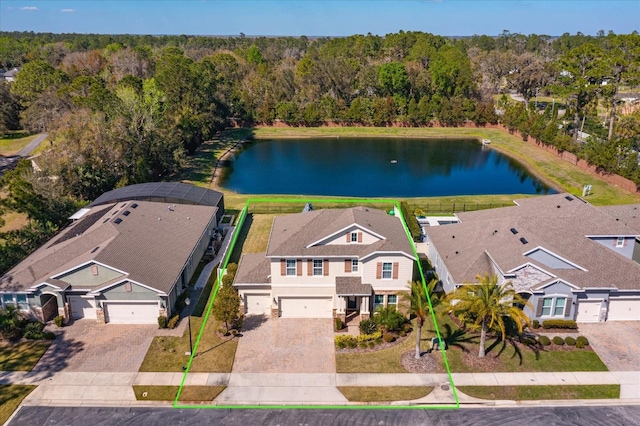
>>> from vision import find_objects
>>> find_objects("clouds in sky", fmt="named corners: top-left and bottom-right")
top-left (20, 6), bottom-right (38, 10)
top-left (61, 9), bottom-right (74, 13)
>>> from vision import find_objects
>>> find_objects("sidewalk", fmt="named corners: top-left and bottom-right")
top-left (2, 370), bottom-right (638, 407)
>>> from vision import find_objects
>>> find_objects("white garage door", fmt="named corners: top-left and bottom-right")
top-left (103, 301), bottom-right (158, 324)
top-left (279, 297), bottom-right (332, 318)
top-left (576, 300), bottom-right (602, 323)
top-left (607, 299), bottom-right (640, 321)
top-left (69, 296), bottom-right (96, 320)
top-left (245, 294), bottom-right (271, 315)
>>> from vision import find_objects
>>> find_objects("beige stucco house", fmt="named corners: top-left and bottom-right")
top-left (234, 206), bottom-right (416, 321)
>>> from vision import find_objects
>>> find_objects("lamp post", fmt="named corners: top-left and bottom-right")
top-left (185, 297), bottom-right (193, 356)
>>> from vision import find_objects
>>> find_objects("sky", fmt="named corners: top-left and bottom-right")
top-left (0, 0), bottom-right (638, 37)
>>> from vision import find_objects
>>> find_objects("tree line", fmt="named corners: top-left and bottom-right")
top-left (0, 30), bottom-right (639, 275)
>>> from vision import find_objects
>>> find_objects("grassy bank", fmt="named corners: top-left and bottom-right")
top-left (202, 127), bottom-right (639, 207)
top-left (458, 385), bottom-right (620, 401)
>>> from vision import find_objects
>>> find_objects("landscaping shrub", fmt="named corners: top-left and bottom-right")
top-left (359, 342), bottom-right (368, 349)
top-left (399, 330), bottom-right (406, 337)
top-left (357, 331), bottom-right (382, 343)
top-left (576, 336), bottom-right (589, 346)
top-left (335, 334), bottom-right (357, 348)
top-left (167, 315), bottom-right (180, 329)
top-left (373, 306), bottom-right (406, 332)
top-left (382, 332), bottom-right (396, 343)
top-left (359, 319), bottom-right (377, 335)
top-left (43, 331), bottom-right (56, 340)
top-left (542, 319), bottom-right (577, 330)
top-left (565, 336), bottom-right (576, 346)
top-left (402, 323), bottom-right (413, 333)
top-left (576, 340), bottom-right (585, 349)
top-left (538, 335), bottom-right (551, 346)
top-left (334, 317), bottom-right (343, 331)
top-left (532, 320), bottom-right (540, 329)
top-left (23, 321), bottom-right (45, 340)
top-left (157, 315), bottom-right (168, 329)
top-left (346, 339), bottom-right (357, 349)
top-left (54, 315), bottom-right (64, 327)
top-left (400, 201), bottom-right (422, 241)
top-left (368, 341), bottom-right (375, 349)
top-left (336, 340), bottom-right (346, 349)
top-left (552, 336), bottom-right (565, 345)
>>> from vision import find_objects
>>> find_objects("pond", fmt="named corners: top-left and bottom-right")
top-left (221, 137), bottom-right (555, 197)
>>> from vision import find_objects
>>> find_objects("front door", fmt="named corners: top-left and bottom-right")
top-left (347, 296), bottom-right (357, 310)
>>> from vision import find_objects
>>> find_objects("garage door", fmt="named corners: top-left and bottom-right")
top-left (279, 297), bottom-right (332, 318)
top-left (576, 300), bottom-right (602, 322)
top-left (103, 301), bottom-right (158, 324)
top-left (69, 296), bottom-right (96, 320)
top-left (607, 299), bottom-right (640, 321)
top-left (245, 294), bottom-right (271, 315)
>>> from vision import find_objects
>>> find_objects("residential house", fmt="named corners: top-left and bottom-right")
top-left (234, 206), bottom-right (416, 321)
top-left (425, 193), bottom-right (640, 323)
top-left (0, 67), bottom-right (19, 82)
top-left (0, 183), bottom-right (223, 324)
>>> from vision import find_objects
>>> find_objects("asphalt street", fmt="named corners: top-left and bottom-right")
top-left (9, 405), bottom-right (640, 426)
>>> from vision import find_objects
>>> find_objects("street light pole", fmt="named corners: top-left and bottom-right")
top-left (185, 297), bottom-right (192, 356)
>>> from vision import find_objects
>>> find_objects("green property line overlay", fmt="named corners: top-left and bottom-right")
top-left (174, 197), bottom-right (459, 410)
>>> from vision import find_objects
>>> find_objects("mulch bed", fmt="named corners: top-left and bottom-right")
top-left (335, 332), bottom-right (411, 354)
top-left (401, 350), bottom-right (440, 373)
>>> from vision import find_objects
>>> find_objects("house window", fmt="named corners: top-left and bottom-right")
top-left (350, 232), bottom-right (358, 242)
top-left (286, 259), bottom-right (296, 276)
top-left (541, 297), bottom-right (567, 317)
top-left (351, 259), bottom-right (358, 272)
top-left (313, 259), bottom-right (323, 276)
top-left (387, 295), bottom-right (398, 309)
top-left (382, 262), bottom-right (392, 279)
top-left (374, 295), bottom-right (384, 312)
top-left (2, 294), bottom-right (14, 308)
top-left (616, 237), bottom-right (624, 248)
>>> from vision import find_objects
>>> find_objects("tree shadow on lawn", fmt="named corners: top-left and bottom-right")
top-left (194, 336), bottom-right (235, 359)
top-left (427, 323), bottom-right (477, 353)
top-left (485, 335), bottom-right (542, 365)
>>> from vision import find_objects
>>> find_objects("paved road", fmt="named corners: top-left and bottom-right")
top-left (9, 405), bottom-right (640, 426)
top-left (17, 133), bottom-right (48, 157)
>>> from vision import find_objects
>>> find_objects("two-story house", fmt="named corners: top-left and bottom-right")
top-left (233, 206), bottom-right (416, 321)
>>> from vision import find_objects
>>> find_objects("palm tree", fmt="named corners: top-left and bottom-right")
top-left (401, 279), bottom-right (439, 359)
top-left (445, 274), bottom-right (532, 358)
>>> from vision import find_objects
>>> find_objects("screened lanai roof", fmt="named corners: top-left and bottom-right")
top-left (89, 182), bottom-right (223, 208)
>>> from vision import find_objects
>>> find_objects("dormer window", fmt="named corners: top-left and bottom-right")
top-left (351, 232), bottom-right (358, 242)
top-left (616, 237), bottom-right (624, 248)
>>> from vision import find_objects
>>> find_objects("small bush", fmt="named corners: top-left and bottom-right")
top-left (576, 340), bottom-right (585, 349)
top-left (374, 306), bottom-right (406, 332)
top-left (402, 323), bottom-right (413, 333)
top-left (532, 320), bottom-right (540, 329)
top-left (346, 339), bottom-right (357, 349)
top-left (368, 341), bottom-right (375, 348)
top-left (335, 335), bottom-right (357, 348)
top-left (54, 316), bottom-right (64, 327)
top-left (336, 340), bottom-right (346, 349)
top-left (552, 336), bottom-right (565, 345)
top-left (157, 316), bottom-right (168, 329)
top-left (43, 331), bottom-right (56, 340)
top-left (542, 319), bottom-right (577, 330)
top-left (398, 330), bottom-right (406, 337)
top-left (382, 332), bottom-right (396, 343)
top-left (576, 336), bottom-right (589, 346)
top-left (359, 342), bottom-right (368, 349)
top-left (359, 319), bottom-right (378, 335)
top-left (565, 336), bottom-right (576, 346)
top-left (167, 315), bottom-right (180, 329)
top-left (334, 317), bottom-right (343, 331)
top-left (24, 322), bottom-right (45, 339)
top-left (375, 337), bottom-right (383, 345)
top-left (538, 335), bottom-right (551, 346)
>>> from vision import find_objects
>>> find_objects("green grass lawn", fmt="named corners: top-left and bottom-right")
top-left (133, 385), bottom-right (226, 401)
top-left (138, 274), bottom-right (238, 373)
top-left (0, 132), bottom-right (38, 156)
top-left (338, 386), bottom-right (433, 402)
top-left (0, 385), bottom-right (36, 425)
top-left (458, 385), bottom-right (620, 400)
top-left (0, 340), bottom-right (52, 371)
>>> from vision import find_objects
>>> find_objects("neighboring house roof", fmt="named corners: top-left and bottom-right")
top-left (427, 193), bottom-right (640, 291)
top-left (596, 204), bottom-right (640, 234)
top-left (234, 253), bottom-right (271, 285)
top-left (0, 200), bottom-right (217, 295)
top-left (266, 207), bottom-right (413, 258)
top-left (89, 182), bottom-right (223, 208)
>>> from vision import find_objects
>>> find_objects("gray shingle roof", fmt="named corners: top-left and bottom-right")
top-left (234, 253), bottom-right (271, 285)
top-left (266, 207), bottom-right (413, 258)
top-left (1, 200), bottom-right (217, 295)
top-left (427, 193), bottom-right (640, 291)
top-left (335, 277), bottom-right (372, 296)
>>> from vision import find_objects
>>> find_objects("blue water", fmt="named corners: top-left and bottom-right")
top-left (221, 137), bottom-right (555, 197)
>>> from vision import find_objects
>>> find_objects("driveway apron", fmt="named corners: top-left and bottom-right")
top-left (577, 321), bottom-right (640, 371)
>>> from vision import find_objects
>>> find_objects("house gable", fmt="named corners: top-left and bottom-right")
top-left (53, 261), bottom-right (127, 289)
top-left (307, 224), bottom-right (385, 248)
top-left (524, 247), bottom-right (586, 271)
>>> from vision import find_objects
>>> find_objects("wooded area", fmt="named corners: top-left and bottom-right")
top-left (0, 30), bottom-right (639, 275)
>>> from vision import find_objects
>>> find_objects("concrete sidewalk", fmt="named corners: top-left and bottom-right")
top-left (3, 370), bottom-right (638, 407)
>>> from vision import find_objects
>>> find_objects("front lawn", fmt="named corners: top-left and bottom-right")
top-left (458, 385), bottom-right (620, 400)
top-left (0, 132), bottom-right (37, 156)
top-left (338, 386), bottom-right (433, 402)
top-left (139, 274), bottom-right (238, 373)
top-left (0, 340), bottom-right (51, 371)
top-left (133, 385), bottom-right (225, 401)
top-left (0, 385), bottom-right (36, 424)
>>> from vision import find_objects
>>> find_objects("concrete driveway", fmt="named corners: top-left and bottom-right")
top-left (34, 320), bottom-right (156, 373)
top-left (578, 321), bottom-right (640, 371)
top-left (232, 317), bottom-right (335, 373)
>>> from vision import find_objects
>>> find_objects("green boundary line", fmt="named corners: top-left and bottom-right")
top-left (173, 198), bottom-right (458, 410)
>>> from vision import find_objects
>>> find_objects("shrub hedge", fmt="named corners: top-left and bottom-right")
top-left (565, 336), bottom-right (576, 346)
top-left (552, 336), bottom-right (565, 345)
top-left (542, 319), bottom-right (577, 329)
top-left (576, 336), bottom-right (589, 346)
top-left (538, 335), bottom-right (551, 346)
